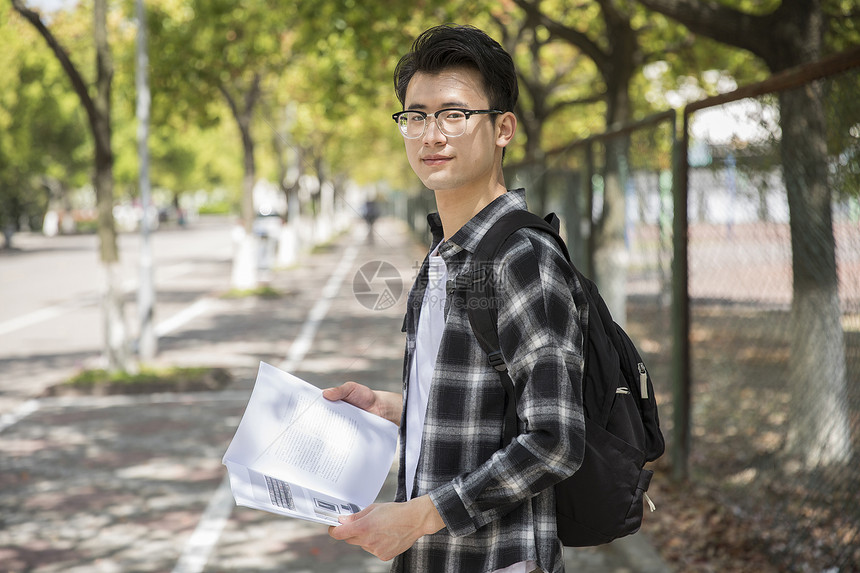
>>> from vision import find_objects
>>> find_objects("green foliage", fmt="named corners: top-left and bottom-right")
top-left (0, 5), bottom-right (91, 231)
top-left (5, 0), bottom-right (854, 218)
top-left (197, 200), bottom-right (236, 215)
top-left (826, 70), bottom-right (860, 199)
top-left (823, 0), bottom-right (860, 52)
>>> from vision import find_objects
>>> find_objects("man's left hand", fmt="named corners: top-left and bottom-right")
top-left (328, 495), bottom-right (445, 561)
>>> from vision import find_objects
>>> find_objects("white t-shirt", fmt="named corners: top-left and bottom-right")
top-left (404, 246), bottom-right (538, 573)
top-left (405, 246), bottom-right (448, 500)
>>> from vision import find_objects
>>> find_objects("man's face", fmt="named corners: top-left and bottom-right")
top-left (402, 67), bottom-right (504, 195)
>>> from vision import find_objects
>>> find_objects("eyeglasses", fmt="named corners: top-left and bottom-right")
top-left (392, 108), bottom-right (504, 139)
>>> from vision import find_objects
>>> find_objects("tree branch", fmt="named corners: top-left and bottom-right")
top-left (218, 83), bottom-right (241, 125)
top-left (635, 0), bottom-right (772, 61)
top-left (513, 0), bottom-right (610, 71)
top-left (10, 0), bottom-right (98, 127)
top-left (546, 92), bottom-right (605, 116)
top-left (244, 73), bottom-right (262, 118)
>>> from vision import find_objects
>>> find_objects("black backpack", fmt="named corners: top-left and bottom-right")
top-left (459, 209), bottom-right (665, 547)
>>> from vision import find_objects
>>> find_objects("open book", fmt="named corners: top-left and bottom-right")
top-left (222, 362), bottom-right (399, 526)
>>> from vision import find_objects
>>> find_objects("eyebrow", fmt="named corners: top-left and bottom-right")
top-left (405, 101), bottom-right (470, 111)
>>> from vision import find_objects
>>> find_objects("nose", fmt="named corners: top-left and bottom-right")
top-left (422, 115), bottom-right (447, 145)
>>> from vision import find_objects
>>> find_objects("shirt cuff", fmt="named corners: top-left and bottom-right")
top-left (428, 482), bottom-right (476, 537)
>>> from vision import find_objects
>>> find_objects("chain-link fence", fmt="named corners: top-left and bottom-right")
top-left (677, 59), bottom-right (860, 571)
top-left (591, 54), bottom-right (859, 571)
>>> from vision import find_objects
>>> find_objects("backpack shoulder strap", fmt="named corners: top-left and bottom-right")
top-left (465, 210), bottom-right (571, 444)
top-left (472, 210), bottom-right (568, 261)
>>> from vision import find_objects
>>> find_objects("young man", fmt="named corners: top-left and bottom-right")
top-left (325, 24), bottom-right (587, 573)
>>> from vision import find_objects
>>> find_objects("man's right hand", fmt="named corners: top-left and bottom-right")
top-left (323, 382), bottom-right (402, 427)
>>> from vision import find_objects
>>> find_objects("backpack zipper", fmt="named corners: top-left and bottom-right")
top-left (638, 363), bottom-right (648, 399)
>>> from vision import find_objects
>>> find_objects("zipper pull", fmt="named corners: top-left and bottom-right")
top-left (638, 363), bottom-right (648, 399)
top-left (644, 492), bottom-right (656, 512)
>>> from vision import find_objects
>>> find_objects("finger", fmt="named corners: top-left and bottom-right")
top-left (322, 388), bottom-right (341, 401)
top-left (329, 382), bottom-right (373, 410)
top-left (329, 503), bottom-right (375, 541)
top-left (328, 522), bottom-right (352, 541)
top-left (322, 382), bottom-right (355, 401)
top-left (349, 504), bottom-right (375, 520)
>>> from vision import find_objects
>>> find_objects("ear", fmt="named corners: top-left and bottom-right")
top-left (495, 111), bottom-right (517, 149)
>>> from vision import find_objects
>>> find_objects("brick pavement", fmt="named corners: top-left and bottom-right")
top-left (0, 218), bottom-right (670, 572)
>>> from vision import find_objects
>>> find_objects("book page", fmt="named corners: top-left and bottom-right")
top-left (222, 362), bottom-right (398, 522)
top-left (223, 462), bottom-right (363, 526)
top-left (271, 393), bottom-right (358, 483)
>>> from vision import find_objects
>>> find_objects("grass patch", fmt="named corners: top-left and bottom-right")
top-left (309, 229), bottom-right (349, 254)
top-left (197, 201), bottom-right (236, 215)
top-left (222, 285), bottom-right (283, 299)
top-left (45, 366), bottom-right (232, 397)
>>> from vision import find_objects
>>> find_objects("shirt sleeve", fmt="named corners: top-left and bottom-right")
top-left (429, 231), bottom-right (587, 537)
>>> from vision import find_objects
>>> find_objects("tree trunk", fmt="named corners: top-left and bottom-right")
top-left (11, 0), bottom-right (129, 371)
top-left (588, 1), bottom-right (638, 326)
top-left (239, 116), bottom-right (257, 233)
top-left (781, 85), bottom-right (851, 465)
top-left (231, 119), bottom-right (259, 290)
top-left (273, 127), bottom-right (302, 267)
top-left (220, 79), bottom-right (261, 290)
top-left (593, 75), bottom-right (633, 326)
top-left (93, 0), bottom-right (129, 371)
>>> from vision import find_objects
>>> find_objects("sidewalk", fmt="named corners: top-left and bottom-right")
top-left (0, 218), bottom-right (670, 572)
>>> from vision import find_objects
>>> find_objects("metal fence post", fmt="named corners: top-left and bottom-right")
top-left (671, 110), bottom-right (691, 482)
top-left (583, 142), bottom-right (595, 279)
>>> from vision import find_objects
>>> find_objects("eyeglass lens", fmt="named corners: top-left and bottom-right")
top-left (398, 110), bottom-right (468, 139)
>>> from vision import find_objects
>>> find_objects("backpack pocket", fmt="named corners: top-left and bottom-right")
top-left (605, 381), bottom-right (648, 453)
top-left (555, 417), bottom-right (650, 546)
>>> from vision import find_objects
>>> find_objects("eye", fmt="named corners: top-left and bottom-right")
top-left (441, 110), bottom-right (466, 121)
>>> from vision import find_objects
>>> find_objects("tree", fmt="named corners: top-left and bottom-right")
top-left (0, 7), bottom-right (89, 247)
top-left (490, 8), bottom-right (604, 213)
top-left (636, 0), bottom-right (856, 466)
top-left (11, 0), bottom-right (131, 371)
top-left (149, 0), bottom-right (296, 289)
top-left (510, 0), bottom-right (654, 326)
top-left (286, 0), bottom-right (436, 184)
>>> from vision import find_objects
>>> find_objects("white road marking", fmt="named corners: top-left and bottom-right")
top-left (0, 261), bottom-right (200, 337)
top-left (0, 299), bottom-right (92, 337)
top-left (155, 298), bottom-right (215, 337)
top-left (0, 293), bottom-right (219, 435)
top-left (0, 399), bottom-right (40, 433)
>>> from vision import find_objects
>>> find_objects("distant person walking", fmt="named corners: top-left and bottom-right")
top-left (362, 197), bottom-right (381, 244)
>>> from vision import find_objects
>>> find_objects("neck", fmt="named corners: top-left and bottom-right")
top-left (435, 179), bottom-right (507, 241)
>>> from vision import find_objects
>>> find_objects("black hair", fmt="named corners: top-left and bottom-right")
top-left (394, 24), bottom-right (518, 112)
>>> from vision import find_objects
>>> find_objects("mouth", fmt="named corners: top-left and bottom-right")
top-left (421, 155), bottom-right (452, 167)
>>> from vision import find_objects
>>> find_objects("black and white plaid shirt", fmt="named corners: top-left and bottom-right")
top-left (392, 190), bottom-right (588, 573)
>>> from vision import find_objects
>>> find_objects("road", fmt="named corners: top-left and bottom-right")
top-left (0, 217), bottom-right (235, 414)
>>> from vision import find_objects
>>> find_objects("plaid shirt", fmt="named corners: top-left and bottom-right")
top-left (392, 190), bottom-right (588, 573)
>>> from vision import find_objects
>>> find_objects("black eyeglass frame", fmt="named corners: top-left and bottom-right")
top-left (391, 108), bottom-right (504, 139)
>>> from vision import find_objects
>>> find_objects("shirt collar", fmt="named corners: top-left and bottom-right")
top-left (426, 189), bottom-right (528, 258)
